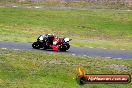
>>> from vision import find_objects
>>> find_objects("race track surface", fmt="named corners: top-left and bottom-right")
top-left (0, 41), bottom-right (132, 59)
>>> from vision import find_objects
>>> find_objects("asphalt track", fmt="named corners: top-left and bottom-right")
top-left (0, 41), bottom-right (132, 59)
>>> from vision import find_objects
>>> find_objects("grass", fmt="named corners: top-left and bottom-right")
top-left (0, 48), bottom-right (132, 88)
top-left (0, 5), bottom-right (132, 88)
top-left (0, 8), bottom-right (132, 50)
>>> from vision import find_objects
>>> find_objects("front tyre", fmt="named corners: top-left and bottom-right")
top-left (59, 44), bottom-right (70, 51)
top-left (65, 44), bottom-right (70, 50)
top-left (32, 42), bottom-right (40, 49)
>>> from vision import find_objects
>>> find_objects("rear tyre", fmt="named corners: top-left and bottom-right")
top-left (32, 42), bottom-right (40, 49)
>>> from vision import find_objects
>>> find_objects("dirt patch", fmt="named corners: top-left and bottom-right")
top-left (106, 64), bottom-right (132, 72)
top-left (41, 59), bottom-right (74, 65)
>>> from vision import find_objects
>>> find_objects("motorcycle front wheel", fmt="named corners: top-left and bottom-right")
top-left (59, 44), bottom-right (70, 51)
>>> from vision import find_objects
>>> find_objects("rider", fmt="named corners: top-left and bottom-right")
top-left (46, 34), bottom-right (59, 51)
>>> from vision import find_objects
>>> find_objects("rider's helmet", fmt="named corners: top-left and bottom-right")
top-left (45, 34), bottom-right (54, 44)
top-left (45, 34), bottom-right (54, 38)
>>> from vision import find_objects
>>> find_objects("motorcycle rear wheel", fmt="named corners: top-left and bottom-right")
top-left (32, 42), bottom-right (40, 49)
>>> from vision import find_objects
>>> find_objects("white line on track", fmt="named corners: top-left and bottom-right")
top-left (102, 48), bottom-right (107, 49)
top-left (89, 47), bottom-right (94, 48)
top-left (35, 6), bottom-right (41, 8)
top-left (72, 53), bottom-right (76, 56)
top-left (27, 6), bottom-right (31, 8)
top-left (121, 49), bottom-right (126, 50)
top-left (1, 48), bottom-right (7, 50)
top-left (13, 6), bottom-right (18, 8)
top-left (83, 55), bottom-right (87, 56)
top-left (14, 49), bottom-right (20, 50)
top-left (106, 57), bottom-right (112, 59)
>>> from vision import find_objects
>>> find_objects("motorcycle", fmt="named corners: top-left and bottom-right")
top-left (32, 34), bottom-right (72, 51)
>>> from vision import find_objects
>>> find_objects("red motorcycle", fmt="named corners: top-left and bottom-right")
top-left (32, 34), bottom-right (72, 51)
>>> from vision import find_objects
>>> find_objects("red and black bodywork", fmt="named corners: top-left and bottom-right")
top-left (32, 34), bottom-right (71, 51)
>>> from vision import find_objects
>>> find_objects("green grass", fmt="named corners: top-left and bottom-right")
top-left (0, 48), bottom-right (132, 88)
top-left (0, 8), bottom-right (132, 50)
